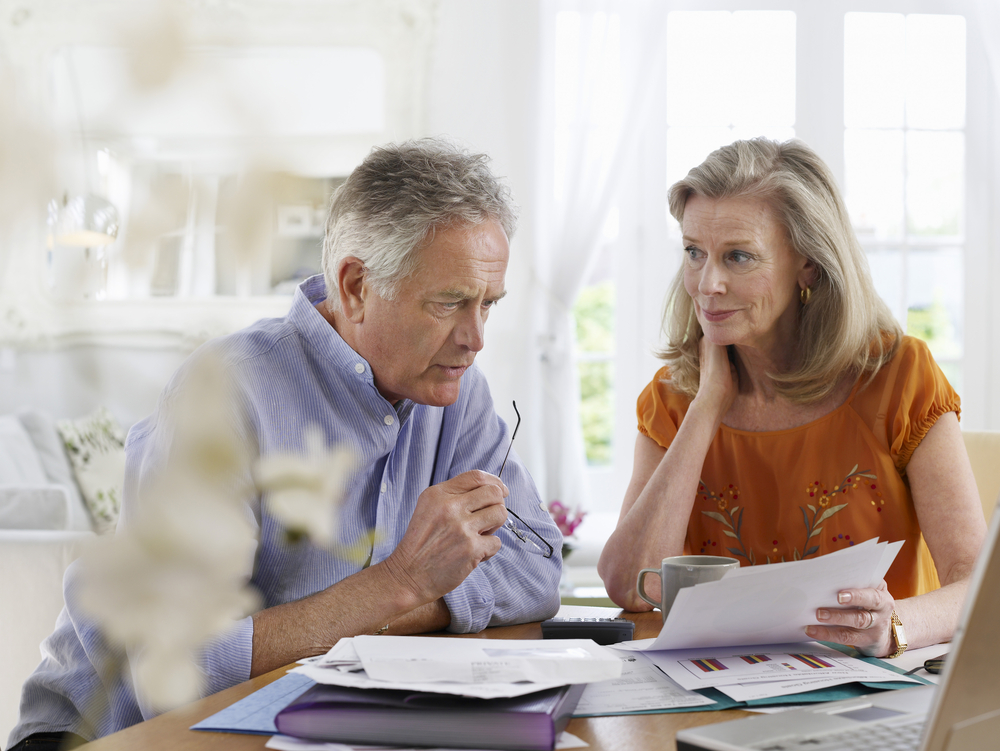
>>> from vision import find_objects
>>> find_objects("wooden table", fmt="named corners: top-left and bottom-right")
top-left (82, 611), bottom-right (752, 751)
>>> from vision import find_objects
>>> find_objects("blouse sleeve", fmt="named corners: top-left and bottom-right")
top-left (882, 337), bottom-right (961, 474)
top-left (636, 365), bottom-right (690, 450)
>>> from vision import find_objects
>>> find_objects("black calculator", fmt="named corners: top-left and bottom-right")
top-left (540, 617), bottom-right (635, 645)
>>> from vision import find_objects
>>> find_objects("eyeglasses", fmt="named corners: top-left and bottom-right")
top-left (497, 401), bottom-right (555, 559)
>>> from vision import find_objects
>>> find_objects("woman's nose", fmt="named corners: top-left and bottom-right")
top-left (698, 259), bottom-right (727, 296)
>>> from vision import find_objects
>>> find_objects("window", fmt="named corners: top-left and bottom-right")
top-left (844, 12), bottom-right (966, 390)
top-left (553, 2), bottom-right (987, 513)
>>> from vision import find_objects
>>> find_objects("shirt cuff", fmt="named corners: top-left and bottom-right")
top-left (443, 568), bottom-right (495, 633)
top-left (200, 615), bottom-right (255, 696)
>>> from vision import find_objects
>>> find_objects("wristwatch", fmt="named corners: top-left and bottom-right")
top-left (888, 610), bottom-right (907, 658)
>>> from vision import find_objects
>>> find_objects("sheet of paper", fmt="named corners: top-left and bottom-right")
top-left (643, 540), bottom-right (902, 650)
top-left (352, 635), bottom-right (622, 685)
top-left (294, 637), bottom-right (574, 699)
top-left (642, 642), bottom-right (920, 692)
top-left (716, 673), bottom-right (908, 702)
top-left (290, 662), bottom-right (568, 700)
top-left (264, 731), bottom-right (589, 750)
top-left (572, 649), bottom-right (715, 715)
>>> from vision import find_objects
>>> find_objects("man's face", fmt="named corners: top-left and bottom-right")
top-left (354, 220), bottom-right (509, 407)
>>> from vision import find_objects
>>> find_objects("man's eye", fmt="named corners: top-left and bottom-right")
top-left (482, 299), bottom-right (498, 309)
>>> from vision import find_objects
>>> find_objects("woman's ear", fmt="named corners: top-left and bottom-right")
top-left (338, 257), bottom-right (367, 322)
top-left (799, 258), bottom-right (819, 290)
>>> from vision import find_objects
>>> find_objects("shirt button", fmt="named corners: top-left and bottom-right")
top-left (380, 482), bottom-right (387, 493)
top-left (384, 415), bottom-right (394, 426)
top-left (354, 363), bottom-right (364, 374)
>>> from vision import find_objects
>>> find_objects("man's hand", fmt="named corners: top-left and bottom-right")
top-left (380, 470), bottom-right (509, 606)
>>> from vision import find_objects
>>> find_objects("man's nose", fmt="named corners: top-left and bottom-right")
top-left (454, 307), bottom-right (485, 351)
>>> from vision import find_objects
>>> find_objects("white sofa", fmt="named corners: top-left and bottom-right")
top-left (0, 410), bottom-right (98, 749)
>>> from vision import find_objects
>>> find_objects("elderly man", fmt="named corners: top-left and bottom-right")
top-left (9, 140), bottom-right (562, 750)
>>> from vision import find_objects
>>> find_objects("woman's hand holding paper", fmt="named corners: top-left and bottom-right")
top-left (806, 580), bottom-right (895, 656)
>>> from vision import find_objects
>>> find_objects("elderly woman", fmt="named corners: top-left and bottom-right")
top-left (598, 138), bottom-right (987, 658)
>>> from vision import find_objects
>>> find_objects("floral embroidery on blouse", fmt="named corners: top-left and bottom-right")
top-left (698, 481), bottom-right (755, 564)
top-left (797, 464), bottom-right (878, 559)
top-left (698, 464), bottom-right (879, 564)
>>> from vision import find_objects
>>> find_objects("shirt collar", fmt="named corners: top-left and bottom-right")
top-left (290, 275), bottom-right (416, 421)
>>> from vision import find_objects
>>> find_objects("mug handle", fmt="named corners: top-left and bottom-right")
top-left (636, 568), bottom-right (662, 609)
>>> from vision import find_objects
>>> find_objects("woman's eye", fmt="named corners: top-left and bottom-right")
top-left (685, 246), bottom-right (703, 261)
top-left (729, 250), bottom-right (753, 264)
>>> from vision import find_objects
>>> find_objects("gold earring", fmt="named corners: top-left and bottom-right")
top-left (800, 286), bottom-right (812, 305)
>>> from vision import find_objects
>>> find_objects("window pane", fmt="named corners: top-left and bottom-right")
top-left (578, 360), bottom-right (614, 466)
top-left (667, 11), bottom-right (794, 128)
top-left (666, 126), bottom-right (734, 189)
top-left (845, 129), bottom-right (904, 238)
top-left (906, 247), bottom-right (963, 360)
top-left (906, 15), bottom-right (965, 129)
top-left (730, 11), bottom-right (796, 128)
top-left (667, 12), bottom-right (731, 127)
top-left (575, 281), bottom-right (615, 467)
top-left (866, 248), bottom-right (904, 326)
top-left (845, 13), bottom-right (905, 128)
top-left (906, 131), bottom-right (963, 237)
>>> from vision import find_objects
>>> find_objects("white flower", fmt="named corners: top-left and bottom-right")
top-left (76, 353), bottom-right (259, 712)
top-left (254, 426), bottom-right (357, 549)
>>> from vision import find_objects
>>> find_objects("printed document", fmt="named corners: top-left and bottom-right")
top-left (619, 539), bottom-right (903, 651)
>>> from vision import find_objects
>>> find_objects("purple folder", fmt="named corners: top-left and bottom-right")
top-left (274, 682), bottom-right (584, 751)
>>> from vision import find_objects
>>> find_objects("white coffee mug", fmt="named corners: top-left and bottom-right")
top-left (637, 555), bottom-right (740, 622)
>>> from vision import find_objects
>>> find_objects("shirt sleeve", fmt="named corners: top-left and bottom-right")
top-left (435, 368), bottom-right (562, 633)
top-left (881, 337), bottom-right (962, 473)
top-left (637, 365), bottom-right (689, 450)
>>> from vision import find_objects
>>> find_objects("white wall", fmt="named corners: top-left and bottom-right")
top-left (0, 0), bottom-right (543, 434)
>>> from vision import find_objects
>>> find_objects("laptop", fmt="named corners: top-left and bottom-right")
top-left (676, 503), bottom-right (1000, 751)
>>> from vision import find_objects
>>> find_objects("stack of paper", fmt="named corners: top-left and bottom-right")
top-left (292, 635), bottom-right (623, 698)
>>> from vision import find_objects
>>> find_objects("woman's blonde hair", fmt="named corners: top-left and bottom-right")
top-left (660, 138), bottom-right (901, 403)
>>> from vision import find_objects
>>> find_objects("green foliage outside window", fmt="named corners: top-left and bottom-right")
top-left (574, 282), bottom-right (615, 466)
top-left (906, 293), bottom-right (961, 360)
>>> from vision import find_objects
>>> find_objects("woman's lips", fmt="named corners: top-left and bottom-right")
top-left (701, 308), bottom-right (737, 323)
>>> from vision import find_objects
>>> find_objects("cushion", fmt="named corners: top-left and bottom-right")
top-left (57, 408), bottom-right (127, 534)
top-left (0, 416), bottom-right (48, 485)
top-left (0, 486), bottom-right (70, 529)
top-left (16, 408), bottom-right (92, 532)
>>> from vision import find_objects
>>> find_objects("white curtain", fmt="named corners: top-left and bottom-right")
top-left (521, 0), bottom-right (669, 511)
top-left (974, 0), bottom-right (1000, 97)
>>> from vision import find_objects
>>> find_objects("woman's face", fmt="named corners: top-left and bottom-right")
top-left (682, 194), bottom-right (814, 356)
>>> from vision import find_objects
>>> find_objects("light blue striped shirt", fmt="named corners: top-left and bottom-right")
top-left (10, 275), bottom-right (562, 746)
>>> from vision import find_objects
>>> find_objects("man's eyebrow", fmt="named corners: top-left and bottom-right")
top-left (438, 288), bottom-right (509, 301)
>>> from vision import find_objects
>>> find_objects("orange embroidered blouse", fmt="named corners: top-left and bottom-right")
top-left (636, 336), bottom-right (960, 599)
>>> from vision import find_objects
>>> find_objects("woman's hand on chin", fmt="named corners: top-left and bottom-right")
top-left (804, 580), bottom-right (896, 657)
top-left (694, 336), bottom-right (738, 420)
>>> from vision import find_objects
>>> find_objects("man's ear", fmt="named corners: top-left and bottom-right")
top-left (338, 257), bottom-right (368, 322)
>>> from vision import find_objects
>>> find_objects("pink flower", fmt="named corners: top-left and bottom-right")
top-left (547, 500), bottom-right (586, 538)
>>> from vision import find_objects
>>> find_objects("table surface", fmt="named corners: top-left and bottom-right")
top-left (77, 609), bottom-right (755, 751)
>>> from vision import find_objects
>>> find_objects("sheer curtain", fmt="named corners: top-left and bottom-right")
top-left (521, 0), bottom-right (668, 512)
top-left (974, 0), bottom-right (1000, 93)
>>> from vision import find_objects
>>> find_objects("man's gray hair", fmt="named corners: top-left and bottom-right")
top-left (322, 138), bottom-right (518, 310)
